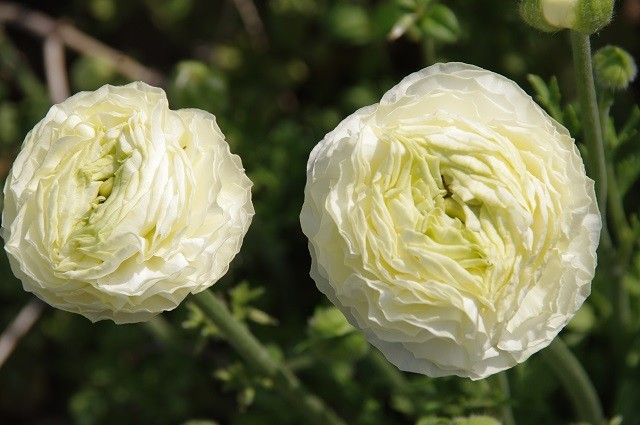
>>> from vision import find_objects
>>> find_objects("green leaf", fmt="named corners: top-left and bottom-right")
top-left (389, 13), bottom-right (418, 40)
top-left (247, 308), bottom-right (278, 326)
top-left (527, 74), bottom-right (564, 124)
top-left (308, 306), bottom-right (353, 339)
top-left (419, 4), bottom-right (460, 44)
top-left (619, 106), bottom-right (640, 144)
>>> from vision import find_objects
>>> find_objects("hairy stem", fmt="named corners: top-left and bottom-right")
top-left (192, 290), bottom-right (347, 425)
top-left (542, 338), bottom-right (604, 424)
top-left (569, 31), bottom-right (609, 242)
top-left (498, 371), bottom-right (517, 425)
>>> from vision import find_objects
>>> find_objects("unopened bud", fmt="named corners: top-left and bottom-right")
top-left (593, 46), bottom-right (638, 91)
top-left (520, 0), bottom-right (614, 34)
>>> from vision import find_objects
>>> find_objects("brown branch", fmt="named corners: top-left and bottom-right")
top-left (0, 300), bottom-right (44, 370)
top-left (230, 0), bottom-right (268, 50)
top-left (43, 35), bottom-right (69, 103)
top-left (0, 1), bottom-right (166, 86)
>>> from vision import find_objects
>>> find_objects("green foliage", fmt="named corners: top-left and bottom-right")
top-left (0, 1), bottom-right (638, 425)
top-left (182, 282), bottom-right (276, 339)
top-left (389, 0), bottom-right (461, 44)
top-left (417, 416), bottom-right (501, 425)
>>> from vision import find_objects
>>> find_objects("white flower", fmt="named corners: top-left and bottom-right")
top-left (300, 63), bottom-right (600, 379)
top-left (2, 82), bottom-right (253, 324)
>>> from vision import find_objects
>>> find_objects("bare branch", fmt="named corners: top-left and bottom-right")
top-left (0, 300), bottom-right (44, 370)
top-left (230, 0), bottom-right (269, 50)
top-left (43, 35), bottom-right (69, 103)
top-left (0, 1), bottom-right (166, 86)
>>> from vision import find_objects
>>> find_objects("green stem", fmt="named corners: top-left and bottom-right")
top-left (599, 98), bottom-right (633, 329)
top-left (192, 290), bottom-right (347, 425)
top-left (542, 338), bottom-right (604, 424)
top-left (497, 371), bottom-right (517, 425)
top-left (607, 164), bottom-right (633, 328)
top-left (569, 31), bottom-right (609, 241)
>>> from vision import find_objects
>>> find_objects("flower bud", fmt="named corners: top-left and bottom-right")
top-left (593, 45), bottom-right (638, 91)
top-left (520, 0), bottom-right (614, 34)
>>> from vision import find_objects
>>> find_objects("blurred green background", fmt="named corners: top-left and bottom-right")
top-left (0, 1), bottom-right (639, 424)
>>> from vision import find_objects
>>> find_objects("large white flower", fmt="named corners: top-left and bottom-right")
top-left (300, 63), bottom-right (600, 379)
top-left (2, 82), bottom-right (253, 324)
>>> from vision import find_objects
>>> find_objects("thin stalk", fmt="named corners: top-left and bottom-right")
top-left (542, 338), bottom-right (604, 424)
top-left (569, 31), bottom-right (608, 239)
top-left (607, 164), bottom-right (633, 328)
top-left (497, 371), bottom-right (517, 425)
top-left (192, 290), bottom-right (347, 425)
top-left (597, 79), bottom-right (633, 330)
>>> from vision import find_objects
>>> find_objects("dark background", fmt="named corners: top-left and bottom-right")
top-left (1, 1), bottom-right (639, 424)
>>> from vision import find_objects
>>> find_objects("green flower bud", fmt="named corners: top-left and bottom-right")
top-left (593, 45), bottom-right (638, 91)
top-left (520, 0), bottom-right (614, 34)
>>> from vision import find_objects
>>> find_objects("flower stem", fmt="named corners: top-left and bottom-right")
top-left (569, 31), bottom-right (608, 238)
top-left (497, 371), bottom-right (517, 425)
top-left (192, 290), bottom-right (347, 425)
top-left (542, 338), bottom-right (604, 424)
top-left (599, 97), bottom-right (633, 330)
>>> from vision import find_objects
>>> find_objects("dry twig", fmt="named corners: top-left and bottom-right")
top-left (0, 300), bottom-right (44, 370)
top-left (0, 1), bottom-right (165, 85)
top-left (43, 35), bottom-right (69, 103)
top-left (230, 0), bottom-right (268, 49)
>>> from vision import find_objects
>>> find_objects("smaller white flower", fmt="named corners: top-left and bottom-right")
top-left (2, 82), bottom-right (254, 323)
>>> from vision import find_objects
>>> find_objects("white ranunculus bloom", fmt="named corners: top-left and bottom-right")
top-left (2, 82), bottom-right (253, 324)
top-left (300, 63), bottom-right (600, 380)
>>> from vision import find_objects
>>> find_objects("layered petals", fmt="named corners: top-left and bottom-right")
top-left (2, 82), bottom-right (253, 323)
top-left (300, 63), bottom-right (600, 379)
